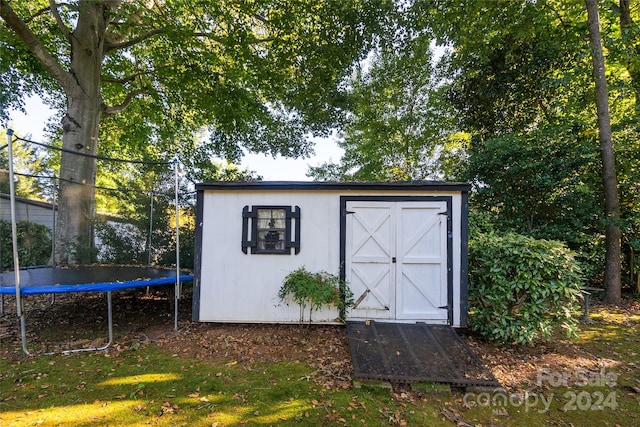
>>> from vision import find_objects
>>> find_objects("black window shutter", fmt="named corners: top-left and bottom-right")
top-left (241, 206), bottom-right (257, 254)
top-left (242, 205), bottom-right (300, 255)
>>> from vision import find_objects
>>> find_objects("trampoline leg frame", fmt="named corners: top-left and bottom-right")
top-left (19, 292), bottom-right (114, 356)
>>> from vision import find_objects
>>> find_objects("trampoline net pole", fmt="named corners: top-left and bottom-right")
top-left (6, 130), bottom-right (20, 289)
top-left (19, 314), bottom-right (31, 355)
top-left (51, 176), bottom-right (58, 266)
top-left (148, 191), bottom-right (154, 266)
top-left (174, 157), bottom-right (180, 331)
top-left (7, 130), bottom-right (31, 356)
top-left (107, 291), bottom-right (113, 346)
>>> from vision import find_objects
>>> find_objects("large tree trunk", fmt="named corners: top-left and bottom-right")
top-left (585, 0), bottom-right (623, 304)
top-left (55, 96), bottom-right (101, 264)
top-left (54, 1), bottom-right (108, 264)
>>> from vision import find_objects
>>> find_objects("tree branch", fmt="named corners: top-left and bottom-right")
top-left (104, 27), bottom-right (165, 52)
top-left (0, 0), bottom-right (75, 92)
top-left (24, 5), bottom-right (52, 24)
top-left (102, 90), bottom-right (142, 116)
top-left (102, 71), bottom-right (146, 85)
top-left (253, 13), bottom-right (268, 24)
top-left (49, 0), bottom-right (72, 42)
top-left (537, 98), bottom-right (555, 125)
top-left (102, 63), bottom-right (177, 85)
top-left (193, 31), bottom-right (276, 45)
top-left (104, 24), bottom-right (275, 54)
top-left (24, 2), bottom-right (75, 24)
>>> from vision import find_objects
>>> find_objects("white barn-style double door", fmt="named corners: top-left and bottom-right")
top-left (345, 200), bottom-right (449, 323)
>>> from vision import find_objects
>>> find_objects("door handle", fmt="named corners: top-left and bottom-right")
top-left (392, 257), bottom-right (396, 263)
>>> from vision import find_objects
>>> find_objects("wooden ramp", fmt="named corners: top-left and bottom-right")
top-left (346, 321), bottom-right (499, 388)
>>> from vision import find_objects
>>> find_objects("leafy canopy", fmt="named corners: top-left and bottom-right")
top-left (1, 0), bottom-right (393, 163)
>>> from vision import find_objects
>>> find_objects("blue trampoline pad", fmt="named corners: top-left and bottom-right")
top-left (0, 266), bottom-right (193, 295)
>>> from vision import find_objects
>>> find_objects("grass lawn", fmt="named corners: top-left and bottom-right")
top-left (1, 294), bottom-right (639, 426)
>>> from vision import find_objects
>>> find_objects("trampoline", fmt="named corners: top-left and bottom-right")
top-left (3, 130), bottom-right (191, 356)
top-left (0, 265), bottom-right (193, 355)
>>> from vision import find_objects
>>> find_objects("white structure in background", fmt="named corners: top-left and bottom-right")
top-left (0, 194), bottom-right (139, 262)
top-left (193, 181), bottom-right (470, 327)
top-left (0, 194), bottom-right (55, 230)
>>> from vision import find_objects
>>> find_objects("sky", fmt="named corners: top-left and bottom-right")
top-left (7, 96), bottom-right (344, 181)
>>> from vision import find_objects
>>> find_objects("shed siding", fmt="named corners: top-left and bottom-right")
top-left (0, 197), bottom-right (55, 229)
top-left (199, 190), bottom-right (342, 323)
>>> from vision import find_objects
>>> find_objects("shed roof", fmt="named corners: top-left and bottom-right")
top-left (0, 194), bottom-right (123, 223)
top-left (0, 193), bottom-right (55, 210)
top-left (196, 181), bottom-right (470, 192)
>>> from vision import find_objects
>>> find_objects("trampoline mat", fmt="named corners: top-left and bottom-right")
top-left (0, 266), bottom-right (192, 294)
top-left (346, 321), bottom-right (499, 387)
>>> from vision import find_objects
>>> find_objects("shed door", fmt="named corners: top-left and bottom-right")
top-left (345, 201), bottom-right (449, 322)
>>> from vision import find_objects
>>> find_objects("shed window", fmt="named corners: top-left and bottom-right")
top-left (242, 205), bottom-right (300, 254)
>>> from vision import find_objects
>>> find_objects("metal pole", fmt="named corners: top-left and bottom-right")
top-left (7, 129), bottom-right (31, 355)
top-left (51, 176), bottom-right (57, 265)
top-left (147, 191), bottom-right (154, 265)
top-left (62, 292), bottom-right (114, 354)
top-left (174, 157), bottom-right (180, 330)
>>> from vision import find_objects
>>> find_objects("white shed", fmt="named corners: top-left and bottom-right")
top-left (192, 181), bottom-right (470, 327)
top-left (0, 194), bottom-right (56, 230)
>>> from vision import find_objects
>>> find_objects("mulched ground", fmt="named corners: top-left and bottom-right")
top-left (1, 286), bottom-right (638, 392)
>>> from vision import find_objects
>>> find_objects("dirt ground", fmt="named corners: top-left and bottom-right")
top-left (1, 287), bottom-right (637, 392)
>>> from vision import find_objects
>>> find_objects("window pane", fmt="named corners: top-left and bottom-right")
top-left (256, 208), bottom-right (286, 252)
top-left (257, 209), bottom-right (285, 229)
top-left (257, 230), bottom-right (285, 251)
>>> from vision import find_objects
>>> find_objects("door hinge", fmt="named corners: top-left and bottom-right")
top-left (438, 211), bottom-right (448, 216)
top-left (392, 257), bottom-right (396, 263)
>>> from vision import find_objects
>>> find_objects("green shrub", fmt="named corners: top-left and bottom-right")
top-left (95, 217), bottom-right (195, 269)
top-left (159, 222), bottom-right (195, 270)
top-left (278, 267), bottom-right (353, 325)
top-left (0, 220), bottom-right (52, 269)
top-left (468, 232), bottom-right (583, 345)
top-left (95, 221), bottom-right (147, 265)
